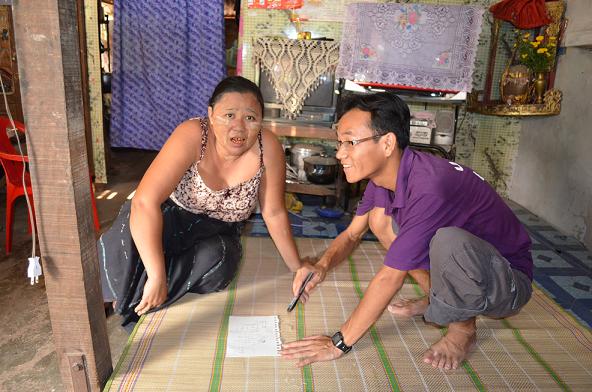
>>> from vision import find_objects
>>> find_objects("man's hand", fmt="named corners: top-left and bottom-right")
top-left (135, 276), bottom-right (168, 316)
top-left (293, 257), bottom-right (327, 303)
top-left (281, 335), bottom-right (343, 367)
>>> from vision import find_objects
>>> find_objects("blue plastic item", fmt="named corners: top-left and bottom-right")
top-left (315, 207), bottom-right (344, 219)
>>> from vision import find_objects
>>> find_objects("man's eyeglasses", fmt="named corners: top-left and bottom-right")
top-left (335, 134), bottom-right (383, 150)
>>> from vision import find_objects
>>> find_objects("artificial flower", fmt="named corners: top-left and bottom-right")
top-left (517, 32), bottom-right (557, 73)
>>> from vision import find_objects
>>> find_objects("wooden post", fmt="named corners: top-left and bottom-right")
top-left (75, 0), bottom-right (95, 178)
top-left (11, 1), bottom-right (112, 391)
top-left (84, 0), bottom-right (107, 184)
top-left (483, 18), bottom-right (501, 104)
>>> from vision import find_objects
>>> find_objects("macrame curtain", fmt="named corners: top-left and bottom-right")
top-left (110, 1), bottom-right (226, 150)
top-left (252, 37), bottom-right (340, 119)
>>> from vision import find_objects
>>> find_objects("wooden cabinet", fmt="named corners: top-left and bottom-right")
top-left (264, 98), bottom-right (461, 208)
top-left (264, 121), bottom-right (345, 205)
top-left (346, 86), bottom-right (464, 161)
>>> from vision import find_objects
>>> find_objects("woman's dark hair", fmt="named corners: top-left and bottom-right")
top-left (208, 76), bottom-right (265, 116)
top-left (337, 92), bottom-right (410, 150)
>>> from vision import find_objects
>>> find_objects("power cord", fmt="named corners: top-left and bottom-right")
top-left (0, 71), bottom-right (41, 284)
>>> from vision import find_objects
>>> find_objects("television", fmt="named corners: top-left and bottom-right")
top-left (255, 66), bottom-right (339, 125)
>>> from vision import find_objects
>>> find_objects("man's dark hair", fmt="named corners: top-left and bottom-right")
top-left (209, 76), bottom-right (265, 116)
top-left (337, 92), bottom-right (410, 150)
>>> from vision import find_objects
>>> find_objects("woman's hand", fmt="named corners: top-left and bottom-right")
top-left (135, 276), bottom-right (168, 316)
top-left (292, 257), bottom-right (327, 304)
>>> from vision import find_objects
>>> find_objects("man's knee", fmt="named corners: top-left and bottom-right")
top-left (430, 227), bottom-right (468, 252)
top-left (429, 227), bottom-right (489, 268)
top-left (426, 227), bottom-right (530, 323)
top-left (425, 228), bottom-right (490, 325)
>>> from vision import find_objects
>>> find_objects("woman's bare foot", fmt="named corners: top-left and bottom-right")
top-left (387, 296), bottom-right (429, 317)
top-left (423, 318), bottom-right (476, 370)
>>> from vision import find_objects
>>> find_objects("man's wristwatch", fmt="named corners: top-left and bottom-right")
top-left (331, 331), bottom-right (352, 354)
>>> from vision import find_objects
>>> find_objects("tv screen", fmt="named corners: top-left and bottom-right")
top-left (258, 71), bottom-right (336, 108)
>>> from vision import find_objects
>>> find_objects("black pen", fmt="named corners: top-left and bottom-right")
top-left (287, 272), bottom-right (315, 312)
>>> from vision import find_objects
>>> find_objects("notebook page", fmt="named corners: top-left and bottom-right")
top-left (226, 316), bottom-right (282, 357)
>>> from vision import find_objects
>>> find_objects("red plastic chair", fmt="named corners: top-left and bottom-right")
top-left (0, 116), bottom-right (100, 253)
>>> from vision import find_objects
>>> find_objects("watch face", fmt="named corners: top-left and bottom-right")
top-left (331, 332), bottom-right (342, 346)
top-left (332, 331), bottom-right (351, 353)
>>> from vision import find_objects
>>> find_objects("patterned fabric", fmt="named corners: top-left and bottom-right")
top-left (170, 118), bottom-right (264, 222)
top-left (253, 37), bottom-right (340, 118)
top-left (110, 1), bottom-right (226, 150)
top-left (336, 3), bottom-right (484, 92)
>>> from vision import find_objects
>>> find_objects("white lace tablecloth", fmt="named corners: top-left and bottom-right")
top-left (336, 3), bottom-right (484, 92)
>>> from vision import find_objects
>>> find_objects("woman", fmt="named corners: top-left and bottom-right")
top-left (98, 76), bottom-right (309, 327)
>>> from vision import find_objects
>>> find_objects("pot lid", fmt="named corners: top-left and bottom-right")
top-left (303, 156), bottom-right (338, 165)
top-left (291, 143), bottom-right (324, 153)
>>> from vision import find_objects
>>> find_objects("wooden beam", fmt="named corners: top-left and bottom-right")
top-left (75, 0), bottom-right (95, 177)
top-left (85, 0), bottom-right (107, 183)
top-left (11, 1), bottom-right (112, 391)
top-left (483, 19), bottom-right (501, 104)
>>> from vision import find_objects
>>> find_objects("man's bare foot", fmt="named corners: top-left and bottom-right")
top-left (423, 318), bottom-right (476, 370)
top-left (387, 296), bottom-right (429, 317)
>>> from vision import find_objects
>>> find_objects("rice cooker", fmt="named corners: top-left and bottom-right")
top-left (290, 143), bottom-right (324, 172)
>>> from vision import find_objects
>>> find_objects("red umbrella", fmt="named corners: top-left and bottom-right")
top-left (489, 0), bottom-right (552, 29)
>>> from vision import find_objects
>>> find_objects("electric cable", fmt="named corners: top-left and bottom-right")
top-left (0, 71), bottom-right (41, 284)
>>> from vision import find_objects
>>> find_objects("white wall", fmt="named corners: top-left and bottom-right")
top-left (510, 47), bottom-right (592, 249)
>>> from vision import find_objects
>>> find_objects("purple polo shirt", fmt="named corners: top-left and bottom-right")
top-left (356, 148), bottom-right (533, 280)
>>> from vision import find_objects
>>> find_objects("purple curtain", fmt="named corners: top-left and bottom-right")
top-left (110, 1), bottom-right (226, 150)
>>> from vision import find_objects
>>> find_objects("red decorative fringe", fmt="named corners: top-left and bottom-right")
top-left (247, 0), bottom-right (303, 9)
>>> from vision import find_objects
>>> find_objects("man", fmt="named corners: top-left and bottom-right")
top-left (281, 92), bottom-right (533, 370)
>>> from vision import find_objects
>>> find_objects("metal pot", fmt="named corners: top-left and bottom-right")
top-left (290, 143), bottom-right (324, 172)
top-left (303, 156), bottom-right (338, 184)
